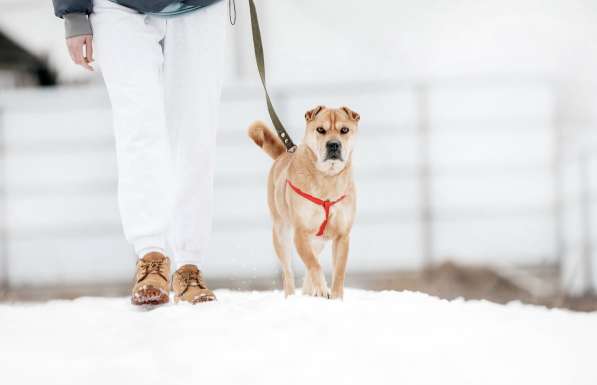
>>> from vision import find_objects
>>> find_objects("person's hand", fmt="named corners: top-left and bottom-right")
top-left (66, 35), bottom-right (94, 71)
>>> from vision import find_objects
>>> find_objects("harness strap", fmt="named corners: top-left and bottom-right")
top-left (248, 0), bottom-right (297, 153)
top-left (287, 180), bottom-right (346, 236)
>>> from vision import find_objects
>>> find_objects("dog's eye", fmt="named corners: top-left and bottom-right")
top-left (316, 127), bottom-right (326, 134)
top-left (340, 127), bottom-right (350, 134)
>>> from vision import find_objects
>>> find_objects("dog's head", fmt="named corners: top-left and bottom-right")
top-left (302, 105), bottom-right (360, 176)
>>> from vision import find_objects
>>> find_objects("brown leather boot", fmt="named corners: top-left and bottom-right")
top-left (131, 252), bottom-right (171, 306)
top-left (172, 264), bottom-right (216, 304)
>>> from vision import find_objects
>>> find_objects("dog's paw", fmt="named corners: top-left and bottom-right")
top-left (305, 269), bottom-right (330, 299)
top-left (284, 286), bottom-right (295, 298)
top-left (311, 284), bottom-right (330, 299)
top-left (330, 287), bottom-right (344, 300)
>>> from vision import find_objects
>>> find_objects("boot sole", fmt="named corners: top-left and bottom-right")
top-left (131, 286), bottom-right (169, 306)
top-left (174, 294), bottom-right (216, 304)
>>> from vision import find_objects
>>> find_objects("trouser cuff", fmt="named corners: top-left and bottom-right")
top-left (133, 235), bottom-right (166, 257)
top-left (173, 249), bottom-right (203, 269)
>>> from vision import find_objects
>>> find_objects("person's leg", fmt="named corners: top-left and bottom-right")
top-left (163, 1), bottom-right (227, 269)
top-left (90, 0), bottom-right (173, 257)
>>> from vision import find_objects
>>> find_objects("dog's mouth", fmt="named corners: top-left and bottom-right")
top-left (317, 150), bottom-right (347, 176)
top-left (324, 151), bottom-right (343, 161)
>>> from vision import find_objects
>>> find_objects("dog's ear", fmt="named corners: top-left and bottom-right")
top-left (341, 106), bottom-right (360, 122)
top-left (305, 105), bottom-right (326, 122)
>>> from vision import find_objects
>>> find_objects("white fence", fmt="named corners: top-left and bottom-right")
top-left (0, 80), bottom-right (595, 292)
top-left (560, 133), bottom-right (597, 294)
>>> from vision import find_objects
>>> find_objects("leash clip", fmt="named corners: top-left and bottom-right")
top-left (228, 0), bottom-right (236, 25)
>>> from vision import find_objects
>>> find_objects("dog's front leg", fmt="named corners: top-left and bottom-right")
top-left (294, 230), bottom-right (329, 298)
top-left (331, 235), bottom-right (350, 299)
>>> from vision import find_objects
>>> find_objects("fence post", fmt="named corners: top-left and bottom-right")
top-left (417, 84), bottom-right (433, 266)
top-left (0, 108), bottom-right (8, 293)
top-left (552, 86), bottom-right (565, 288)
top-left (579, 150), bottom-right (594, 294)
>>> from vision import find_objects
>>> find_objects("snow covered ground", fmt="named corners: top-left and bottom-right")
top-left (1, 289), bottom-right (595, 385)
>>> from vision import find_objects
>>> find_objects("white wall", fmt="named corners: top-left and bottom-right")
top-left (560, 128), bottom-right (597, 294)
top-left (0, 71), bottom-right (17, 88)
top-left (1, 79), bottom-right (582, 288)
top-left (3, 0), bottom-right (597, 87)
top-left (1, 0), bottom-right (596, 290)
top-left (260, 0), bottom-right (597, 81)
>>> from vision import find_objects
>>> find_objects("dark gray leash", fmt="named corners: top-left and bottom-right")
top-left (247, 0), bottom-right (297, 153)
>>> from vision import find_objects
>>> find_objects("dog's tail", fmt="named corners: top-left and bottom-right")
top-left (247, 121), bottom-right (286, 160)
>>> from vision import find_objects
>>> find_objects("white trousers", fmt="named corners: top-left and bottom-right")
top-left (90, 0), bottom-right (227, 264)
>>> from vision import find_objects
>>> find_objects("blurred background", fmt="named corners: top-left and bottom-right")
top-left (1, 0), bottom-right (596, 310)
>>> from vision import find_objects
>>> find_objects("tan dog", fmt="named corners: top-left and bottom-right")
top-left (248, 106), bottom-right (360, 299)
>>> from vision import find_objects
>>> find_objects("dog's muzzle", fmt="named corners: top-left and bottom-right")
top-left (325, 139), bottom-right (343, 161)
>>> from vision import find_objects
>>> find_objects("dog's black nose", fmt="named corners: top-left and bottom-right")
top-left (325, 139), bottom-right (343, 161)
top-left (326, 140), bottom-right (341, 152)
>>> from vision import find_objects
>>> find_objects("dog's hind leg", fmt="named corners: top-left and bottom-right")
top-left (273, 222), bottom-right (295, 297)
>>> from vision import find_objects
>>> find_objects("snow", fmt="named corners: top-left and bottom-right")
top-left (1, 289), bottom-right (595, 385)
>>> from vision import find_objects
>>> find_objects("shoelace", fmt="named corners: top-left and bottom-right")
top-left (137, 260), bottom-right (168, 283)
top-left (178, 270), bottom-right (207, 295)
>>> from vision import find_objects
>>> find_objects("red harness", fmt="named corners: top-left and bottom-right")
top-left (286, 179), bottom-right (347, 236)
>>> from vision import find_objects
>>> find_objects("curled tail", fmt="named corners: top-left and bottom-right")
top-left (247, 121), bottom-right (285, 160)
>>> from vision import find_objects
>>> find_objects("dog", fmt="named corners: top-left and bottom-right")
top-left (248, 105), bottom-right (360, 299)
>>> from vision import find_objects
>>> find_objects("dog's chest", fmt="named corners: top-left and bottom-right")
top-left (291, 190), bottom-right (350, 236)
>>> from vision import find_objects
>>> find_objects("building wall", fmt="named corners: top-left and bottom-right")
top-left (3, 80), bottom-right (593, 290)
top-left (1, 0), bottom-right (595, 291)
top-left (2, 1), bottom-right (597, 87)
top-left (0, 71), bottom-right (17, 88)
top-left (560, 127), bottom-right (597, 294)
